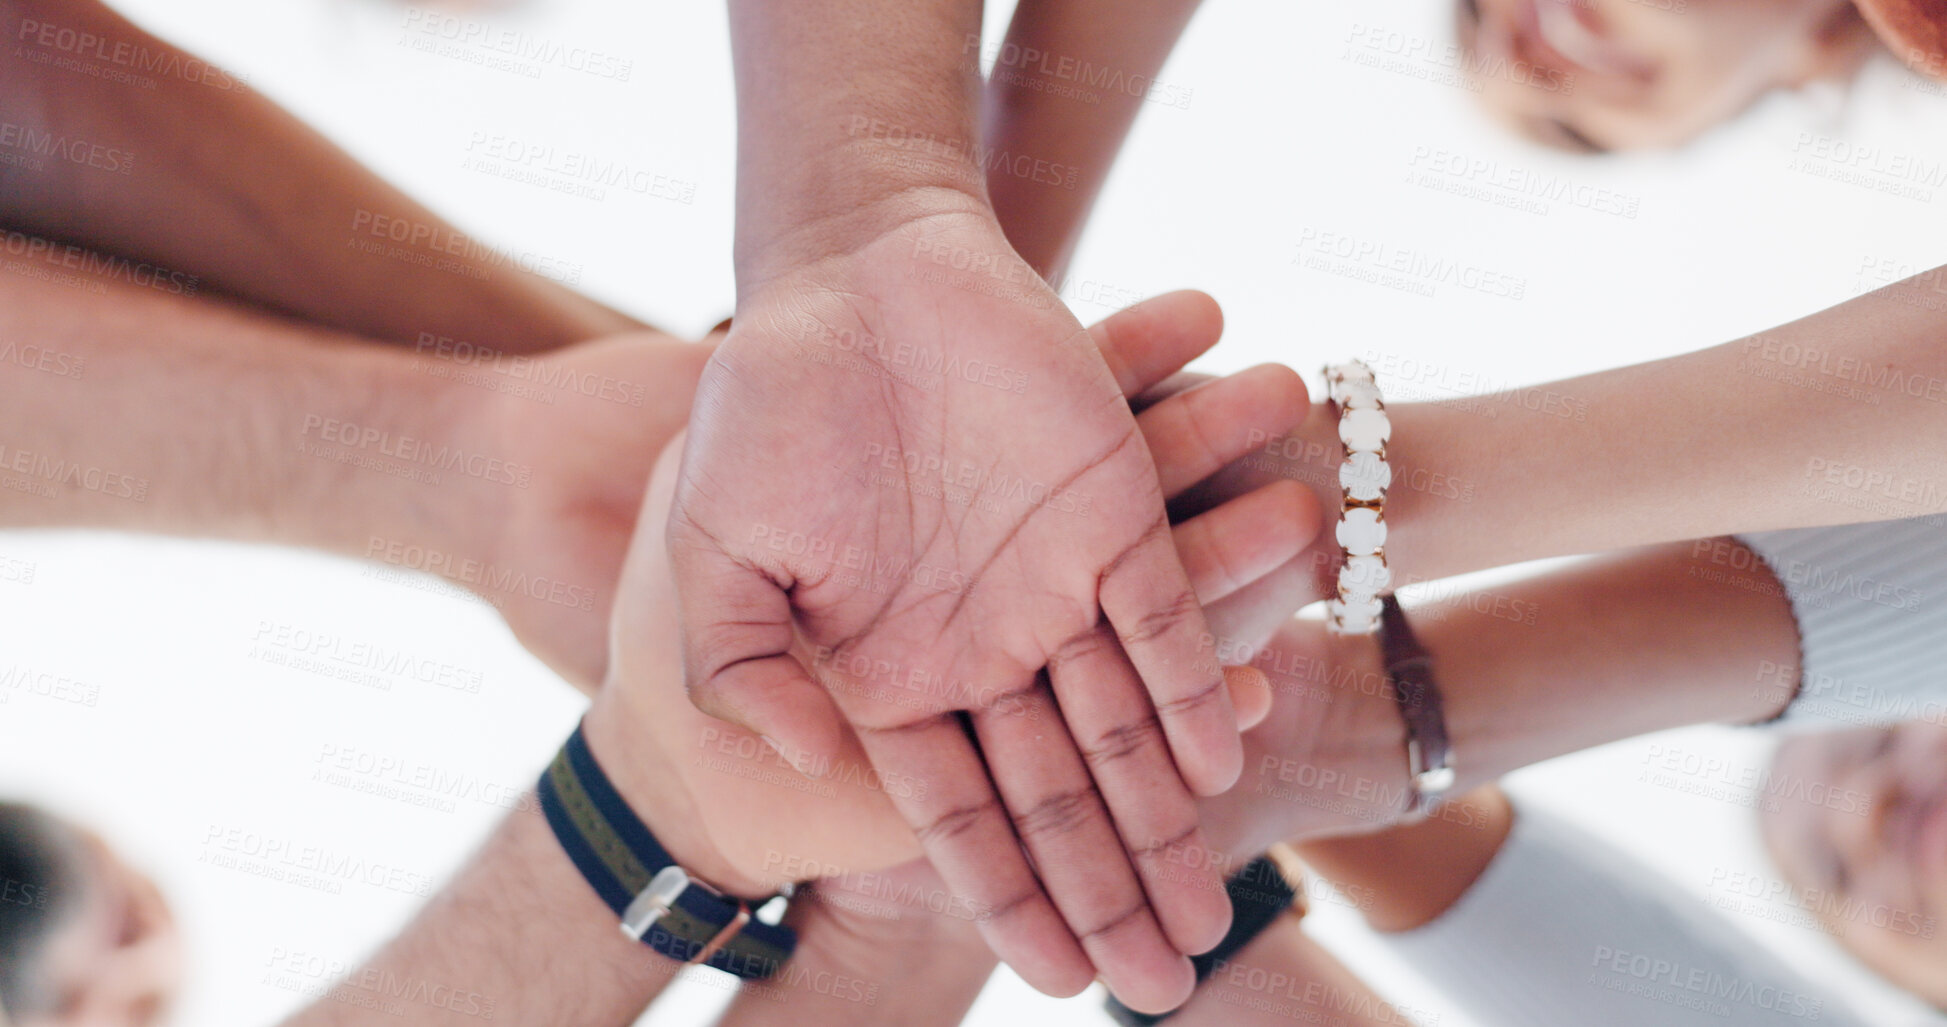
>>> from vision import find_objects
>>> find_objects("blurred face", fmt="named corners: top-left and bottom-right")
top-left (1765, 722), bottom-right (1947, 1007)
top-left (1458, 0), bottom-right (1875, 150)
top-left (16, 830), bottom-right (180, 1027)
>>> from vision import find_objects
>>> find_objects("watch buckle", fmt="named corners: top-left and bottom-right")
top-left (622, 865), bottom-right (701, 942)
top-left (620, 865), bottom-right (753, 966)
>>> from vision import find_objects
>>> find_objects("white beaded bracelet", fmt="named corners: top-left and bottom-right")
top-left (1324, 361), bottom-right (1392, 634)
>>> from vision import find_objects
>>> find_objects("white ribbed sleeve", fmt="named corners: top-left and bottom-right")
top-left (1384, 807), bottom-right (1873, 1027)
top-left (1737, 517), bottom-right (1947, 730)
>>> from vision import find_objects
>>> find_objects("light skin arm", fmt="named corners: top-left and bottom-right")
top-left (275, 788), bottom-right (710, 1027)
top-left (1201, 538), bottom-right (1801, 859)
top-left (0, 245), bottom-right (709, 688)
top-left (1180, 264), bottom-right (1947, 647)
top-left (0, 0), bottom-right (637, 352)
top-left (1295, 786), bottom-right (1514, 933)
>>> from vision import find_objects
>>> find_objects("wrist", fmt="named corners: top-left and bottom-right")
top-left (579, 694), bottom-right (771, 902)
top-left (274, 343), bottom-right (511, 597)
top-left (1233, 617), bottom-right (1409, 848)
top-left (734, 179), bottom-right (996, 301)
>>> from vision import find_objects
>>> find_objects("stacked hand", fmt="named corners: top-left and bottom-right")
top-left (591, 288), bottom-right (1314, 1011)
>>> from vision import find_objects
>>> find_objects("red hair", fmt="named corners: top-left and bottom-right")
top-left (1854, 0), bottom-right (1947, 77)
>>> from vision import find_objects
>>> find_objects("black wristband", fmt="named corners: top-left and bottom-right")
top-left (1102, 854), bottom-right (1301, 1026)
top-left (536, 721), bottom-right (796, 980)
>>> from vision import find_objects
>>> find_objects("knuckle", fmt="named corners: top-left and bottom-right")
top-left (1048, 627), bottom-right (1117, 674)
top-left (1154, 679), bottom-right (1224, 718)
top-left (1081, 716), bottom-right (1166, 769)
top-left (917, 799), bottom-right (1003, 845)
top-left (1122, 588), bottom-right (1203, 647)
top-left (1012, 787), bottom-right (1101, 841)
top-left (1079, 900), bottom-right (1151, 944)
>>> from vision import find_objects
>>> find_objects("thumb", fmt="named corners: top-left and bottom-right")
top-left (670, 537), bottom-right (852, 776)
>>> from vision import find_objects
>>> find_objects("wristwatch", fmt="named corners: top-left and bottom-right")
top-left (1380, 595), bottom-right (1455, 817)
top-left (537, 723), bottom-right (797, 979)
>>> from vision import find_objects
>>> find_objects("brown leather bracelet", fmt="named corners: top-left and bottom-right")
top-left (1379, 595), bottom-right (1455, 818)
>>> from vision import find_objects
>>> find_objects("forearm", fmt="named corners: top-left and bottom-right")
top-left (726, 0), bottom-right (991, 289)
top-left (982, 0), bottom-right (1202, 283)
top-left (1220, 269), bottom-right (1947, 597)
top-left (0, 0), bottom-right (634, 351)
top-left (1296, 786), bottom-right (1512, 933)
top-left (278, 800), bottom-right (670, 1027)
top-left (1392, 280), bottom-right (1947, 579)
top-left (0, 244), bottom-right (503, 572)
top-left (1216, 540), bottom-right (1797, 857)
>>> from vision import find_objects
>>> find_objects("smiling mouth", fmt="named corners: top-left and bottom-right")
top-left (1511, 0), bottom-right (1656, 84)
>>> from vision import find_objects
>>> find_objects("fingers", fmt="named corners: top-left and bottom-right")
top-left (666, 521), bottom-right (851, 772)
top-left (1081, 360), bottom-right (1308, 801)
top-left (1087, 290), bottom-right (1226, 399)
top-left (1099, 520), bottom-right (1241, 796)
top-left (1045, 624), bottom-right (1230, 960)
top-left (851, 715), bottom-right (1098, 999)
top-left (1171, 479), bottom-right (1319, 605)
top-left (968, 676), bottom-right (1200, 1013)
top-left (1137, 363), bottom-right (1309, 496)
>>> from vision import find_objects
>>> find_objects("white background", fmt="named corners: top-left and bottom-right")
top-left (3, 0), bottom-right (1947, 1023)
